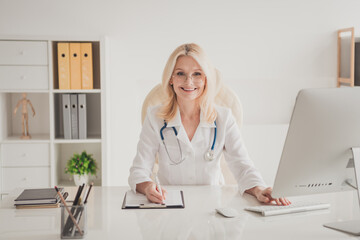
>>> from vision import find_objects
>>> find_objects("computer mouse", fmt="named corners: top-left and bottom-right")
top-left (215, 207), bottom-right (239, 218)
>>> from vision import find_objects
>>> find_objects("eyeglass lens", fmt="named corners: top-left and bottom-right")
top-left (173, 71), bottom-right (204, 83)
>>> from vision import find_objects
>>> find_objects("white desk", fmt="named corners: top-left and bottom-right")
top-left (0, 185), bottom-right (359, 239)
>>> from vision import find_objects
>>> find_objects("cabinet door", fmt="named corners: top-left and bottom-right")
top-left (0, 66), bottom-right (48, 90)
top-left (2, 167), bottom-right (50, 192)
top-left (2, 143), bottom-right (49, 167)
top-left (0, 41), bottom-right (48, 65)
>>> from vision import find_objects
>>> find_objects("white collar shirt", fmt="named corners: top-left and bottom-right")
top-left (128, 105), bottom-right (266, 194)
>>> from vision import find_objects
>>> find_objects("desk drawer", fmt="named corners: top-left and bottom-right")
top-left (2, 143), bottom-right (49, 167)
top-left (0, 41), bottom-right (48, 65)
top-left (0, 66), bottom-right (48, 90)
top-left (2, 167), bottom-right (50, 192)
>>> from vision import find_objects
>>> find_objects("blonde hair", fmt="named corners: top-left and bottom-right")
top-left (158, 43), bottom-right (218, 123)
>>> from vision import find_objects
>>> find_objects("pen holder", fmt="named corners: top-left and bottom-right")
top-left (60, 203), bottom-right (87, 239)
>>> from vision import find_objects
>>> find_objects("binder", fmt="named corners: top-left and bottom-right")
top-left (70, 94), bottom-right (79, 139)
top-left (81, 43), bottom-right (93, 89)
top-left (57, 43), bottom-right (71, 89)
top-left (78, 94), bottom-right (87, 139)
top-left (122, 190), bottom-right (185, 209)
top-left (69, 43), bottom-right (82, 89)
top-left (62, 94), bottom-right (72, 139)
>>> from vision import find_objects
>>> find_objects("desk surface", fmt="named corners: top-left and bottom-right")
top-left (0, 185), bottom-right (359, 240)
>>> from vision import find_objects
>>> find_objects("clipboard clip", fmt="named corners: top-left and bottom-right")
top-left (139, 203), bottom-right (167, 208)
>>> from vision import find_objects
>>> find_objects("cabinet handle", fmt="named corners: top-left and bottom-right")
top-left (21, 153), bottom-right (26, 158)
top-left (22, 177), bottom-right (27, 181)
top-left (20, 75), bottom-right (26, 80)
top-left (19, 50), bottom-right (24, 55)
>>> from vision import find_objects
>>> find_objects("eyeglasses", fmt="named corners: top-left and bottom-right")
top-left (172, 71), bottom-right (205, 84)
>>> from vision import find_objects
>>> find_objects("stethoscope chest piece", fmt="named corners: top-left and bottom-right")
top-left (205, 150), bottom-right (215, 161)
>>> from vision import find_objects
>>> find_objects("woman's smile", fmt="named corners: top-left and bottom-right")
top-left (180, 87), bottom-right (197, 92)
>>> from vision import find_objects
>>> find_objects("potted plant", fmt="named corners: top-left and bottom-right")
top-left (65, 151), bottom-right (97, 186)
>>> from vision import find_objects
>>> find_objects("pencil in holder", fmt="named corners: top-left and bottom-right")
top-left (60, 203), bottom-right (87, 239)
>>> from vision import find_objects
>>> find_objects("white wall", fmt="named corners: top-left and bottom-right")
top-left (1, 0), bottom-right (360, 186)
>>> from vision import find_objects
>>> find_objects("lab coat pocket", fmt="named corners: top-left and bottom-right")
top-left (160, 142), bottom-right (183, 165)
top-left (158, 143), bottom-right (183, 184)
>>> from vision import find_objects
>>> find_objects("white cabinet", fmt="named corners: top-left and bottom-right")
top-left (2, 167), bottom-right (50, 192)
top-left (0, 37), bottom-right (108, 194)
top-left (2, 143), bottom-right (49, 166)
top-left (0, 66), bottom-right (49, 90)
top-left (0, 41), bottom-right (48, 65)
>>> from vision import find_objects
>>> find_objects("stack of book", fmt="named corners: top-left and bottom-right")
top-left (14, 188), bottom-right (67, 209)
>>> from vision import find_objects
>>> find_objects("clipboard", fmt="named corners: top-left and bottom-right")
top-left (121, 190), bottom-right (185, 209)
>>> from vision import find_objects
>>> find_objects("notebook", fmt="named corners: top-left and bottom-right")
top-left (14, 188), bottom-right (64, 205)
top-left (15, 203), bottom-right (60, 209)
top-left (122, 190), bottom-right (185, 209)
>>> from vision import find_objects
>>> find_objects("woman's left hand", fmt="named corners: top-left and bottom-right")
top-left (248, 186), bottom-right (291, 205)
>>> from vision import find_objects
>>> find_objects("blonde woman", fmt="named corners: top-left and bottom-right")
top-left (128, 43), bottom-right (290, 206)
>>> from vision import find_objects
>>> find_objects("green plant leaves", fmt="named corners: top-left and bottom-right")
top-left (65, 150), bottom-right (97, 176)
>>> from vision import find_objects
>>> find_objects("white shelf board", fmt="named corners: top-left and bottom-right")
top-left (1, 134), bottom-right (50, 143)
top-left (0, 89), bottom-right (49, 93)
top-left (52, 89), bottom-right (101, 94)
top-left (0, 35), bottom-right (102, 42)
top-left (54, 137), bottom-right (102, 144)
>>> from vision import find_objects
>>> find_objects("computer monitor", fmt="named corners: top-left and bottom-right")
top-left (271, 88), bottom-right (360, 235)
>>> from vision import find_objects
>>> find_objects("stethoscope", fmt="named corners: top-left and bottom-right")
top-left (160, 120), bottom-right (217, 165)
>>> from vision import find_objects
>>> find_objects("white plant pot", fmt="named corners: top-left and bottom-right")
top-left (73, 174), bottom-right (89, 186)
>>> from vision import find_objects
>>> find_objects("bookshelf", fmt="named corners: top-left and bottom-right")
top-left (0, 36), bottom-right (109, 197)
top-left (337, 27), bottom-right (360, 87)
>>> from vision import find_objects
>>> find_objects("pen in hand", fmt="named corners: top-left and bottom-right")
top-left (155, 175), bottom-right (164, 203)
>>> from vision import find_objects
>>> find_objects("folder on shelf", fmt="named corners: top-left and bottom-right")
top-left (58, 43), bottom-right (71, 89)
top-left (70, 43), bottom-right (82, 89)
top-left (70, 94), bottom-right (79, 139)
top-left (81, 43), bottom-right (93, 89)
top-left (122, 190), bottom-right (185, 209)
top-left (78, 94), bottom-right (87, 139)
top-left (62, 94), bottom-right (72, 139)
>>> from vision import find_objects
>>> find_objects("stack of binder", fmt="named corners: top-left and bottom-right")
top-left (58, 42), bottom-right (93, 90)
top-left (62, 94), bottom-right (87, 139)
top-left (14, 188), bottom-right (67, 209)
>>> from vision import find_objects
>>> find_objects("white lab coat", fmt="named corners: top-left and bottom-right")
top-left (128, 105), bottom-right (266, 194)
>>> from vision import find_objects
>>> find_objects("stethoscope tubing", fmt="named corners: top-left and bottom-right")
top-left (160, 120), bottom-right (217, 164)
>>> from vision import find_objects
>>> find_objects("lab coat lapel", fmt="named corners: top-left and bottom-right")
top-left (166, 108), bottom-right (191, 147)
top-left (177, 126), bottom-right (191, 146)
top-left (166, 107), bottom-right (216, 146)
top-left (191, 111), bottom-right (216, 144)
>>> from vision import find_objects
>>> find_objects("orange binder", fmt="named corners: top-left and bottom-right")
top-left (80, 43), bottom-right (93, 89)
top-left (57, 43), bottom-right (71, 89)
top-left (69, 43), bottom-right (82, 89)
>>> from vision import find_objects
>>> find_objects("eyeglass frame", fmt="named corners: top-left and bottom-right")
top-left (171, 71), bottom-right (206, 83)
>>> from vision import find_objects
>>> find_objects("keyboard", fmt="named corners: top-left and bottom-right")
top-left (244, 202), bottom-right (330, 216)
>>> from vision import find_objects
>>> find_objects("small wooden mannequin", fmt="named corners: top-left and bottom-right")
top-left (13, 93), bottom-right (36, 139)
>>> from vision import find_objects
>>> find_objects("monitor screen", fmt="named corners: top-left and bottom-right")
top-left (272, 88), bottom-right (359, 198)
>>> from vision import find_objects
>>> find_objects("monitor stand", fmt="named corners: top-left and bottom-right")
top-left (323, 147), bottom-right (360, 236)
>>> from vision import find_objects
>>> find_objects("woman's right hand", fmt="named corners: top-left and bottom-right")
top-left (136, 181), bottom-right (166, 204)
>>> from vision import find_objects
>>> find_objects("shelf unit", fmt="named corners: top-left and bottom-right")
top-left (0, 36), bottom-right (109, 197)
top-left (337, 27), bottom-right (360, 87)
